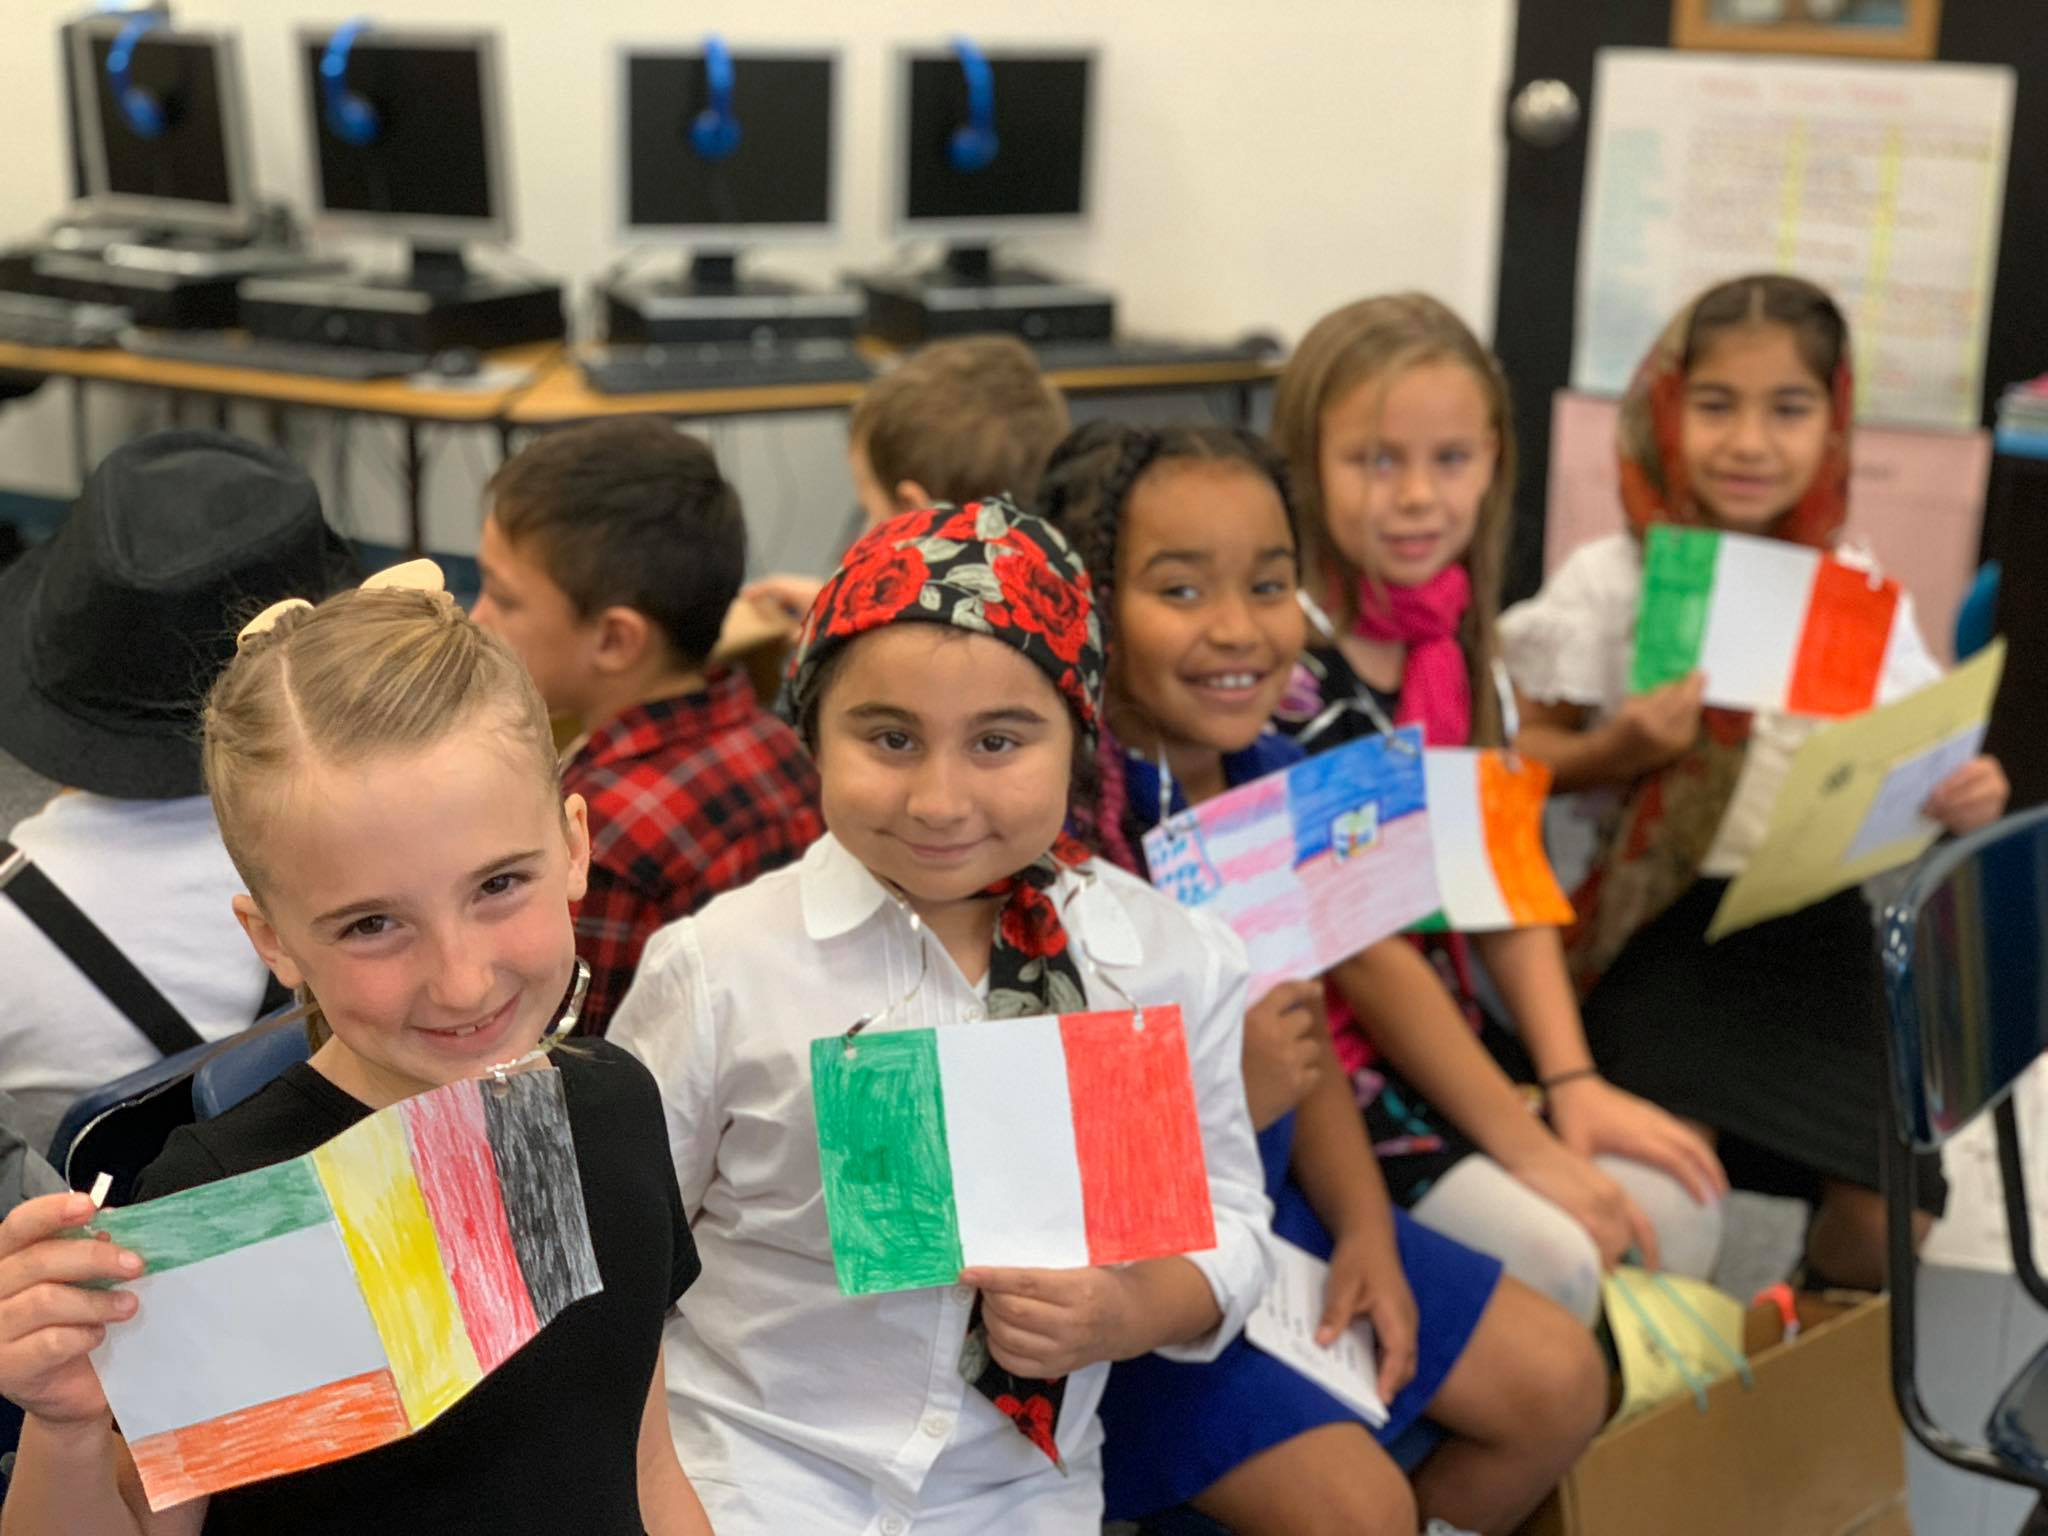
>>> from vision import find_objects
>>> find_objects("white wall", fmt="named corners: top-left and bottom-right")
top-left (0, 0), bottom-right (1515, 564)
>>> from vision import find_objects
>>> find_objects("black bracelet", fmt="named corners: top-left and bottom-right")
top-left (1540, 1066), bottom-right (1602, 1093)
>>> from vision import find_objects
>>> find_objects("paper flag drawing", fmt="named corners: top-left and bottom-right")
top-left (1142, 728), bottom-right (1439, 994)
top-left (811, 1007), bottom-right (1215, 1296)
top-left (1706, 640), bottom-right (2004, 942)
top-left (1413, 750), bottom-right (1574, 933)
top-left (1632, 526), bottom-right (1906, 716)
top-left (1244, 1239), bottom-right (1389, 1427)
top-left (89, 1069), bottom-right (601, 1510)
top-left (1602, 1267), bottom-right (1748, 1424)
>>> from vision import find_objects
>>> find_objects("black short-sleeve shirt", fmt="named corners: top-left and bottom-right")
top-left (131, 1039), bottom-right (697, 1535)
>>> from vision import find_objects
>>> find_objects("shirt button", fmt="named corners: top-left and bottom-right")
top-left (882, 1518), bottom-right (906, 1536)
top-left (922, 1413), bottom-right (951, 1439)
top-left (961, 1003), bottom-right (984, 1022)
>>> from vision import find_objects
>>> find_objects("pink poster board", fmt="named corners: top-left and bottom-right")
top-left (1544, 390), bottom-right (1991, 663)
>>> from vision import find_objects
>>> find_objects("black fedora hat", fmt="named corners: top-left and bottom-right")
top-left (0, 430), bottom-right (355, 799)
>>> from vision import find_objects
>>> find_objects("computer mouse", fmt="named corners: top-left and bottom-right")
top-left (431, 347), bottom-right (483, 379)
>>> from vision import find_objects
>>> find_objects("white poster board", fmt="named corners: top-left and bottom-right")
top-left (1573, 49), bottom-right (2014, 430)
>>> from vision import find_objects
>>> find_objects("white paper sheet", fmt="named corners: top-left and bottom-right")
top-left (1573, 50), bottom-right (2015, 429)
top-left (1842, 723), bottom-right (1986, 866)
top-left (1244, 1239), bottom-right (1389, 1427)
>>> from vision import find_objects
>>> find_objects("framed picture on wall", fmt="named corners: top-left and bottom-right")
top-left (1671, 0), bottom-right (1941, 59)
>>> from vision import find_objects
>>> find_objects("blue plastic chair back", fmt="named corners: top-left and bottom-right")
top-left (46, 1037), bottom-right (218, 1197)
top-left (1956, 560), bottom-right (2002, 662)
top-left (192, 1014), bottom-right (311, 1120)
top-left (1879, 803), bottom-right (2048, 1148)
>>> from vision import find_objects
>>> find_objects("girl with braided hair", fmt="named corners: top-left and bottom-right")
top-left (1039, 422), bottom-right (1604, 1536)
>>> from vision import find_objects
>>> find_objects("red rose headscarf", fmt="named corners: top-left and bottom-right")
top-left (1566, 281), bottom-right (1854, 993)
top-left (786, 498), bottom-right (1106, 1464)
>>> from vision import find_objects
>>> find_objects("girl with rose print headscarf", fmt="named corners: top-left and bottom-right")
top-left (607, 498), bottom-right (1272, 1536)
top-left (1035, 421), bottom-right (1605, 1536)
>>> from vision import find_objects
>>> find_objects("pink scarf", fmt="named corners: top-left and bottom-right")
top-left (1352, 565), bottom-right (1472, 748)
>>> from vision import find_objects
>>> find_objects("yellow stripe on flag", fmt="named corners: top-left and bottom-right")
top-left (311, 1109), bottom-right (481, 1426)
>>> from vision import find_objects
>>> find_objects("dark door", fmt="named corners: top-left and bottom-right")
top-left (1489, 0), bottom-right (2048, 606)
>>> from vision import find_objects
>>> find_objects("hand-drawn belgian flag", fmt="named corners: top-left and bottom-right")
top-left (88, 1069), bottom-right (602, 1511)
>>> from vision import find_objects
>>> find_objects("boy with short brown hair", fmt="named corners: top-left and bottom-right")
top-left (743, 334), bottom-right (1069, 621)
top-left (475, 419), bottom-right (822, 1035)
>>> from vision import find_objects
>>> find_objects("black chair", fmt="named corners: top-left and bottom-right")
top-left (1878, 803), bottom-right (2048, 1493)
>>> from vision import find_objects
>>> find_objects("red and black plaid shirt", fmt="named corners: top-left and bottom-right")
top-left (566, 668), bottom-right (823, 1035)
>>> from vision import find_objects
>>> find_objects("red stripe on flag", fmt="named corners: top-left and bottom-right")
top-left (127, 1368), bottom-right (410, 1511)
top-left (1059, 1006), bottom-right (1216, 1265)
top-left (402, 1078), bottom-right (540, 1373)
top-left (1786, 561), bottom-right (1899, 717)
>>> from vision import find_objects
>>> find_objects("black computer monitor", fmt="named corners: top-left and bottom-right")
top-left (620, 49), bottom-right (837, 242)
top-left (69, 17), bottom-right (253, 233)
top-left (895, 49), bottom-right (1094, 236)
top-left (295, 26), bottom-right (510, 259)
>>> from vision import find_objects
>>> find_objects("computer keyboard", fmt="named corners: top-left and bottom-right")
top-left (581, 342), bottom-right (875, 395)
top-left (120, 332), bottom-right (432, 381)
top-left (0, 291), bottom-right (130, 348)
top-left (1031, 337), bottom-right (1280, 371)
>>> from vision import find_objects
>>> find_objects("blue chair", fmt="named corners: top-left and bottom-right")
top-left (47, 1007), bottom-right (308, 1205)
top-left (1879, 803), bottom-right (2048, 1493)
top-left (1956, 560), bottom-right (2002, 662)
top-left (191, 1013), bottom-right (310, 1120)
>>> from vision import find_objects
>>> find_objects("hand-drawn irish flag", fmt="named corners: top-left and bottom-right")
top-left (89, 1069), bottom-right (601, 1511)
top-left (811, 1007), bottom-right (1216, 1296)
top-left (1411, 749), bottom-right (1575, 932)
top-left (1631, 525), bottom-right (1905, 716)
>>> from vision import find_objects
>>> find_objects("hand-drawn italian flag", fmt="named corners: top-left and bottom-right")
top-left (1631, 525), bottom-right (1905, 716)
top-left (811, 1007), bottom-right (1216, 1296)
top-left (1411, 749), bottom-right (1575, 932)
top-left (89, 1070), bottom-right (601, 1511)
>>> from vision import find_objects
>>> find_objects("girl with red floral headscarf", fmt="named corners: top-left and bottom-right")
top-left (1503, 274), bottom-right (2007, 1289)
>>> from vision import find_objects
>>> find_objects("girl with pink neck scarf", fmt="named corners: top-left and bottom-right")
top-left (1271, 294), bottom-right (1728, 1328)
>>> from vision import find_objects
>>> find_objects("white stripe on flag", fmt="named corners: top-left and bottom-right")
top-left (1424, 752), bottom-right (1513, 929)
top-left (936, 1014), bottom-right (1091, 1270)
top-left (91, 1222), bottom-right (388, 1442)
top-left (1698, 537), bottom-right (1813, 707)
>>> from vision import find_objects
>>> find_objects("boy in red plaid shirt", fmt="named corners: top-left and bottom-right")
top-left (474, 421), bottom-right (823, 1034)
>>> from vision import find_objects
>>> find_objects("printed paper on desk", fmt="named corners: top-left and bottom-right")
top-left (1245, 1238), bottom-right (1388, 1428)
top-left (810, 1007), bottom-right (1215, 1296)
top-left (1632, 526), bottom-right (1907, 716)
top-left (1706, 641), bottom-right (2005, 942)
top-left (87, 1069), bottom-right (602, 1511)
top-left (1142, 727), bottom-right (1440, 994)
top-left (1412, 750), bottom-right (1575, 933)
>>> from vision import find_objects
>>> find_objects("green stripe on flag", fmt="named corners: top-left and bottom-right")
top-left (1631, 525), bottom-right (1721, 694)
top-left (810, 1030), bottom-right (962, 1295)
top-left (94, 1156), bottom-right (331, 1276)
top-left (1405, 909), bottom-right (1453, 934)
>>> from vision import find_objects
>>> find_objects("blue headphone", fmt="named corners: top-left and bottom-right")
top-left (948, 38), bottom-right (997, 173)
top-left (690, 35), bottom-right (741, 161)
top-left (107, 14), bottom-right (167, 140)
top-left (320, 17), bottom-right (381, 147)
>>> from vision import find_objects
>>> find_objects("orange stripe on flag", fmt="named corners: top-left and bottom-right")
top-left (126, 1368), bottom-right (410, 1511)
top-left (1477, 753), bottom-right (1574, 927)
top-left (1786, 561), bottom-right (1898, 717)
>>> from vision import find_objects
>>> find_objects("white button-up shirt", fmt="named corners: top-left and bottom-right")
top-left (611, 833), bottom-right (1271, 1535)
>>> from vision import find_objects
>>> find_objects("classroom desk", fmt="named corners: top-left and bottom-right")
top-left (505, 349), bottom-right (1283, 429)
top-left (0, 339), bottom-right (562, 556)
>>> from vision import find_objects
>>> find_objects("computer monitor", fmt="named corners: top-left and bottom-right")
top-left (295, 25), bottom-right (510, 259)
top-left (894, 47), bottom-right (1094, 244)
top-left (620, 47), bottom-right (837, 249)
top-left (69, 17), bottom-right (253, 233)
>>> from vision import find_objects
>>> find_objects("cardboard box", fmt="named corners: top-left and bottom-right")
top-left (1517, 1293), bottom-right (1908, 1536)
